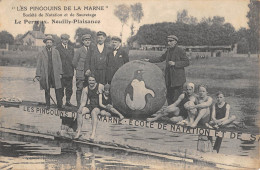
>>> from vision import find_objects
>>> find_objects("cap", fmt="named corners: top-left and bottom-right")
top-left (61, 34), bottom-right (70, 40)
top-left (167, 35), bottom-right (178, 41)
top-left (43, 35), bottom-right (54, 43)
top-left (97, 31), bottom-right (106, 37)
top-left (81, 34), bottom-right (91, 41)
top-left (111, 36), bottom-right (122, 42)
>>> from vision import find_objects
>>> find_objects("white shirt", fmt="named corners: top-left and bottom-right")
top-left (97, 44), bottom-right (104, 53)
top-left (62, 43), bottom-right (67, 49)
top-left (84, 46), bottom-right (89, 51)
top-left (113, 47), bottom-right (120, 56)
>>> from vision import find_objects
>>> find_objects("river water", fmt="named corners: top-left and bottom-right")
top-left (0, 66), bottom-right (259, 169)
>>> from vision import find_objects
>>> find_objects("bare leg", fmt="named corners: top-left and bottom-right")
top-left (190, 108), bottom-right (208, 128)
top-left (220, 115), bottom-right (236, 126)
top-left (110, 108), bottom-right (124, 120)
top-left (90, 108), bottom-right (100, 140)
top-left (170, 116), bottom-right (183, 123)
top-left (147, 106), bottom-right (178, 122)
top-left (75, 107), bottom-right (90, 139)
top-left (100, 110), bottom-right (111, 117)
top-left (187, 109), bottom-right (197, 125)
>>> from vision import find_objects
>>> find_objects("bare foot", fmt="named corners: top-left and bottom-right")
top-left (74, 132), bottom-right (81, 139)
top-left (205, 123), bottom-right (213, 129)
top-left (147, 117), bottom-right (157, 122)
top-left (119, 115), bottom-right (124, 120)
top-left (190, 123), bottom-right (197, 128)
top-left (89, 134), bottom-right (95, 141)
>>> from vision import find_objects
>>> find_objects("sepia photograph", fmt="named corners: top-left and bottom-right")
top-left (0, 0), bottom-right (259, 169)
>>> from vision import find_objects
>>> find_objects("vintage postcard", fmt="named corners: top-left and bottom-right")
top-left (0, 0), bottom-right (259, 169)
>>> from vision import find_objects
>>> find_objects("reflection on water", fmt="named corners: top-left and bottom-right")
top-left (0, 132), bottom-right (218, 170)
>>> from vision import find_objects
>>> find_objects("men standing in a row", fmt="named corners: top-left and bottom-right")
top-left (35, 35), bottom-right (63, 109)
top-left (56, 34), bottom-right (74, 106)
top-left (90, 31), bottom-right (110, 84)
top-left (72, 34), bottom-right (92, 107)
top-left (106, 36), bottom-right (129, 84)
top-left (144, 35), bottom-right (189, 105)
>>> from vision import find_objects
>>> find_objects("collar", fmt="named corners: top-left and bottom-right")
top-left (46, 47), bottom-right (52, 51)
top-left (97, 43), bottom-right (104, 48)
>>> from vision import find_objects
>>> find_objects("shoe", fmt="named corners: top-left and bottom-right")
top-left (65, 102), bottom-right (74, 107)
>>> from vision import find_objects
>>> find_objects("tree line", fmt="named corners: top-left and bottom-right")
top-left (0, 1), bottom-right (258, 54)
top-left (128, 0), bottom-right (259, 54)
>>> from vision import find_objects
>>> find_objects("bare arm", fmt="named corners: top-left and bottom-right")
top-left (169, 94), bottom-right (184, 108)
top-left (164, 94), bottom-right (184, 114)
top-left (211, 104), bottom-right (217, 122)
top-left (99, 93), bottom-right (106, 109)
top-left (195, 96), bottom-right (213, 109)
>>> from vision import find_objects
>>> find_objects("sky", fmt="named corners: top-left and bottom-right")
top-left (0, 0), bottom-right (250, 43)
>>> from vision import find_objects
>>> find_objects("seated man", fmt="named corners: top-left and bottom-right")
top-left (186, 84), bottom-right (213, 128)
top-left (147, 83), bottom-right (197, 124)
top-left (99, 84), bottom-right (124, 120)
top-left (209, 91), bottom-right (236, 129)
top-left (74, 74), bottom-right (104, 140)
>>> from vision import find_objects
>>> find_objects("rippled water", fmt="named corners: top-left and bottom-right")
top-left (0, 66), bottom-right (259, 169)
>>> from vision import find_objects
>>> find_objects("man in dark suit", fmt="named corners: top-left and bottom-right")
top-left (90, 31), bottom-right (110, 84)
top-left (35, 35), bottom-right (63, 109)
top-left (56, 34), bottom-right (74, 106)
top-left (144, 35), bottom-right (189, 105)
top-left (72, 34), bottom-right (92, 107)
top-left (106, 36), bottom-right (129, 84)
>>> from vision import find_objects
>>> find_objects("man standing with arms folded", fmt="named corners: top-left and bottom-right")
top-left (90, 31), bottom-right (110, 84)
top-left (106, 36), bottom-right (129, 84)
top-left (35, 35), bottom-right (63, 109)
top-left (56, 34), bottom-right (74, 107)
top-left (73, 34), bottom-right (92, 107)
top-left (144, 35), bottom-right (189, 105)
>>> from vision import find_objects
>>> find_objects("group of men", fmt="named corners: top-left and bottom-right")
top-left (35, 31), bottom-right (129, 109)
top-left (35, 31), bottom-right (190, 140)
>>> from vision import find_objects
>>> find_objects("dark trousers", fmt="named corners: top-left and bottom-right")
top-left (45, 88), bottom-right (63, 108)
top-left (61, 77), bottom-right (73, 103)
top-left (166, 85), bottom-right (183, 105)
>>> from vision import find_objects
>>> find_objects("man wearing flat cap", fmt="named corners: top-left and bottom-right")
top-left (72, 34), bottom-right (92, 107)
top-left (106, 36), bottom-right (129, 84)
top-left (35, 35), bottom-right (63, 109)
top-left (90, 31), bottom-right (110, 84)
top-left (144, 35), bottom-right (189, 105)
top-left (56, 34), bottom-right (74, 107)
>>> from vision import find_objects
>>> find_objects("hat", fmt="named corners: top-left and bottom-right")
top-left (61, 34), bottom-right (70, 40)
top-left (112, 36), bottom-right (121, 42)
top-left (81, 34), bottom-right (91, 41)
top-left (104, 84), bottom-right (110, 91)
top-left (43, 35), bottom-right (54, 43)
top-left (97, 31), bottom-right (106, 37)
top-left (167, 35), bottom-right (178, 41)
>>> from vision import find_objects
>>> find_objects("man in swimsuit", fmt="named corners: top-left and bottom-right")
top-left (186, 84), bottom-right (213, 128)
top-left (209, 91), bottom-right (236, 129)
top-left (147, 83), bottom-right (197, 123)
top-left (99, 84), bottom-right (124, 120)
top-left (74, 74), bottom-right (104, 140)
